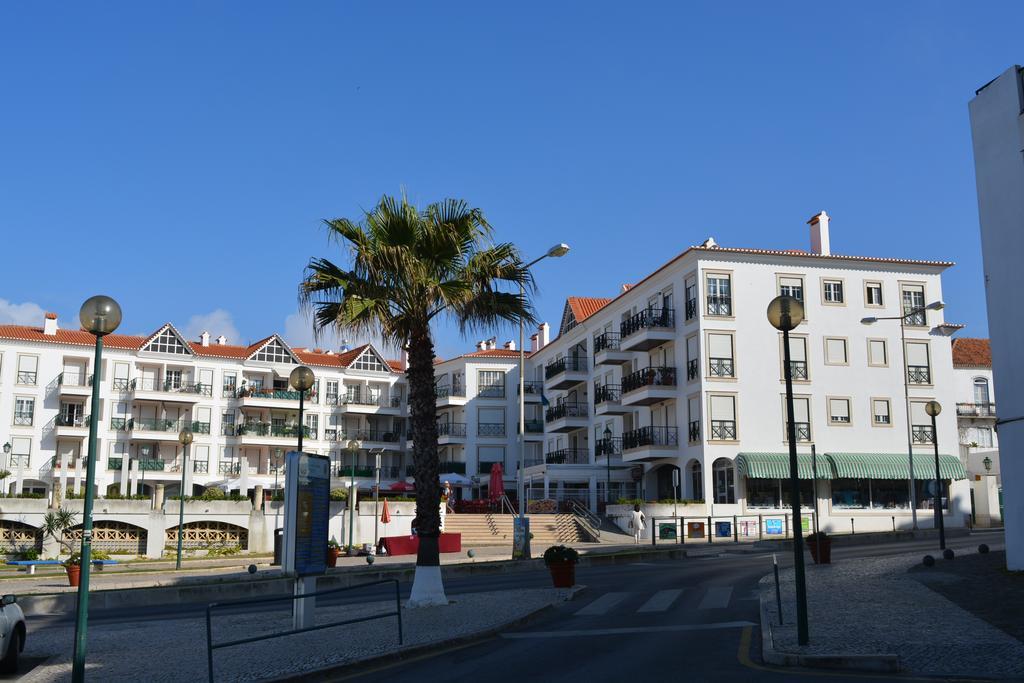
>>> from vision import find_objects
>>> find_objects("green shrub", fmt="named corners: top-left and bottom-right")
top-left (205, 544), bottom-right (242, 557)
top-left (329, 489), bottom-right (348, 501)
top-left (12, 546), bottom-right (39, 561)
top-left (543, 545), bottom-right (580, 565)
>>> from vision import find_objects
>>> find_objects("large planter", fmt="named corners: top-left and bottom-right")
top-left (65, 564), bottom-right (81, 587)
top-left (326, 547), bottom-right (340, 567)
top-left (547, 561), bottom-right (576, 588)
top-left (806, 534), bottom-right (832, 564)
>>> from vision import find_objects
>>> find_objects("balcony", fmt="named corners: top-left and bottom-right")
top-left (108, 457), bottom-right (123, 470)
top-left (907, 365), bottom-right (931, 385)
top-left (544, 356), bottom-right (588, 390)
top-left (595, 437), bottom-right (622, 459)
top-left (686, 358), bottom-right (699, 382)
top-left (341, 393), bottom-right (402, 413)
top-left (130, 418), bottom-right (190, 440)
top-left (129, 378), bottom-right (213, 402)
top-left (518, 381), bottom-right (544, 402)
top-left (707, 295), bottom-right (732, 317)
top-left (545, 448), bottom-right (589, 465)
top-left (437, 422), bottom-right (467, 444)
top-left (912, 425), bottom-right (935, 444)
top-left (192, 460), bottom-right (209, 474)
top-left (688, 420), bottom-right (700, 443)
top-left (788, 360), bottom-right (808, 381)
top-left (620, 308), bottom-right (675, 351)
top-left (709, 420), bottom-right (737, 441)
top-left (403, 461), bottom-right (467, 477)
top-left (218, 462), bottom-right (241, 475)
top-left (544, 401), bottom-right (588, 433)
top-left (685, 298), bottom-right (697, 322)
top-left (54, 414), bottom-right (91, 438)
top-left (235, 386), bottom-right (317, 407)
top-left (621, 367), bottom-right (677, 406)
top-left (13, 413), bottom-right (33, 427)
top-left (787, 422), bottom-right (811, 443)
top-left (190, 421), bottom-right (211, 435)
top-left (621, 426), bottom-right (679, 462)
top-left (17, 371), bottom-right (38, 385)
top-left (477, 422), bottom-right (506, 438)
top-left (708, 357), bottom-right (735, 379)
top-left (957, 402), bottom-right (996, 418)
top-left (435, 384), bottom-right (467, 406)
top-left (594, 332), bottom-right (633, 366)
top-left (57, 372), bottom-right (93, 396)
top-left (522, 419), bottom-right (545, 440)
top-left (336, 465), bottom-right (375, 478)
top-left (594, 384), bottom-right (628, 416)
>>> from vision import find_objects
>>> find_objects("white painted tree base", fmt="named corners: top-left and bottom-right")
top-left (406, 564), bottom-right (449, 608)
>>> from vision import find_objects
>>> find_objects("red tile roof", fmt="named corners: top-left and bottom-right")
top-left (0, 325), bottom-right (147, 349)
top-left (952, 338), bottom-right (991, 367)
top-left (567, 297), bottom-right (613, 324)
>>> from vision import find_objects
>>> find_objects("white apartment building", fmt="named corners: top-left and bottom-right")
top-left (523, 212), bottom-right (970, 532)
top-left (952, 337), bottom-right (1002, 527)
top-left (0, 318), bottom-right (408, 499)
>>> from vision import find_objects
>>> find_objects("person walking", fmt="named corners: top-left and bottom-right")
top-left (628, 504), bottom-right (646, 544)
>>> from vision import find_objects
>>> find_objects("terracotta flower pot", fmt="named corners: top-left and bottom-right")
top-left (65, 563), bottom-right (81, 587)
top-left (327, 547), bottom-right (340, 567)
top-left (548, 561), bottom-right (576, 588)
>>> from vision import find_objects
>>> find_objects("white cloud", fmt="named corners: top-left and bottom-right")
top-left (183, 309), bottom-right (241, 345)
top-left (283, 309), bottom-right (397, 356)
top-left (0, 298), bottom-right (48, 325)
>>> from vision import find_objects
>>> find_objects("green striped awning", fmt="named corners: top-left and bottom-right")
top-left (736, 453), bottom-right (835, 480)
top-left (828, 453), bottom-right (967, 481)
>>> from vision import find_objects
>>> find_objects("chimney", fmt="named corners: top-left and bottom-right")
top-left (400, 348), bottom-right (409, 370)
top-left (530, 333), bottom-right (539, 353)
top-left (200, 331), bottom-right (210, 347)
top-left (215, 335), bottom-right (227, 345)
top-left (808, 211), bottom-right (831, 256)
top-left (43, 312), bottom-right (58, 336)
top-left (538, 322), bottom-right (550, 349)
top-left (504, 340), bottom-right (516, 351)
top-left (476, 340), bottom-right (485, 351)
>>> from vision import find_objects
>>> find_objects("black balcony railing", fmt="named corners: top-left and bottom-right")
top-left (788, 360), bottom-right (808, 380)
top-left (478, 423), bottom-right (506, 437)
top-left (685, 298), bottom-right (697, 321)
top-left (435, 384), bottom-right (467, 399)
top-left (437, 422), bottom-right (467, 437)
top-left (111, 417), bottom-right (131, 431)
top-left (957, 402), bottom-right (996, 417)
top-left (594, 384), bottom-right (621, 405)
top-left (518, 381), bottom-right (544, 396)
top-left (16, 371), bottom-right (37, 385)
top-left (688, 420), bottom-right (700, 442)
top-left (439, 461), bottom-right (467, 474)
top-left (193, 460), bottom-right (209, 473)
top-left (524, 419), bottom-right (544, 433)
top-left (191, 421), bottom-right (211, 435)
top-left (622, 426), bottom-right (678, 450)
top-left (478, 385), bottom-right (505, 398)
top-left (545, 355), bottom-right (587, 379)
top-left (710, 420), bottom-right (737, 440)
top-left (545, 448), bottom-right (588, 465)
top-left (908, 365), bottom-right (931, 384)
top-left (708, 357), bottom-right (734, 378)
top-left (912, 425), bottom-right (935, 444)
top-left (904, 308), bottom-right (927, 327)
top-left (545, 401), bottom-right (587, 422)
top-left (218, 462), bottom-right (241, 475)
top-left (112, 378), bottom-right (131, 391)
top-left (56, 414), bottom-right (90, 428)
top-left (707, 295), bottom-right (732, 317)
top-left (622, 367), bottom-right (676, 394)
top-left (620, 308), bottom-right (675, 337)
top-left (13, 414), bottom-right (34, 426)
top-left (58, 372), bottom-right (93, 388)
top-left (236, 386), bottom-right (315, 401)
top-left (595, 437), bottom-right (622, 458)
top-left (594, 332), bottom-right (621, 353)
top-left (687, 358), bottom-right (698, 381)
top-left (788, 422), bottom-right (811, 442)
top-left (131, 378), bottom-right (213, 396)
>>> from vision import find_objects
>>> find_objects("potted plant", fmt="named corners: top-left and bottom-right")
top-left (806, 531), bottom-right (832, 565)
top-left (64, 552), bottom-right (83, 586)
top-left (543, 545), bottom-right (580, 588)
top-left (327, 537), bottom-right (341, 567)
top-left (42, 508), bottom-right (79, 585)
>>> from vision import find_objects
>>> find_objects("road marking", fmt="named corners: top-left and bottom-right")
top-left (575, 592), bottom-right (631, 616)
top-left (636, 589), bottom-right (683, 613)
top-left (629, 562), bottom-right (659, 566)
top-left (697, 586), bottom-right (732, 609)
top-left (502, 621), bottom-right (756, 639)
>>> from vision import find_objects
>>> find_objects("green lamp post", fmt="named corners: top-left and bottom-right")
top-left (347, 439), bottom-right (359, 554)
top-left (175, 428), bottom-right (193, 570)
top-left (72, 295), bottom-right (122, 683)
top-left (289, 366), bottom-right (315, 452)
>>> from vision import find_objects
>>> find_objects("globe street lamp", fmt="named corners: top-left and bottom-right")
top-left (861, 299), bottom-right (944, 529)
top-left (925, 400), bottom-right (946, 551)
top-left (290, 366), bottom-right (315, 453)
top-left (175, 429), bottom-right (193, 570)
top-left (517, 243), bottom-right (569, 561)
top-left (73, 295), bottom-right (122, 683)
top-left (347, 439), bottom-right (360, 554)
top-left (767, 295), bottom-right (809, 646)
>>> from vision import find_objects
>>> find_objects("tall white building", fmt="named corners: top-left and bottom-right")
top-left (969, 64), bottom-right (1024, 568)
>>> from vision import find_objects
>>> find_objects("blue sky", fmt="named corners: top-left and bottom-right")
top-left (1, 2), bottom-right (1020, 359)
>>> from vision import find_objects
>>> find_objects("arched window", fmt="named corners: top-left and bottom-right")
top-left (973, 378), bottom-right (991, 407)
top-left (689, 461), bottom-right (703, 501)
top-left (712, 457), bottom-right (735, 504)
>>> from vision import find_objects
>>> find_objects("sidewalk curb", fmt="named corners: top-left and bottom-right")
top-left (757, 575), bottom-right (900, 673)
top-left (268, 584), bottom-right (588, 682)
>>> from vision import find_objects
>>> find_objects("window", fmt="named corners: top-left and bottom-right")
top-left (13, 397), bottom-right (35, 426)
top-left (910, 401), bottom-right (934, 443)
top-left (349, 348), bottom-right (388, 372)
top-left (901, 284), bottom-right (926, 326)
top-left (16, 355), bottom-right (37, 385)
top-left (478, 370), bottom-right (506, 398)
top-left (684, 277), bottom-right (698, 321)
top-left (828, 398), bottom-right (851, 425)
top-left (478, 407), bottom-right (505, 437)
top-left (686, 335), bottom-right (699, 381)
top-left (784, 335), bottom-right (809, 380)
top-left (145, 328), bottom-right (191, 355)
top-left (222, 372), bottom-right (237, 396)
top-left (822, 279), bottom-right (845, 304)
top-left (824, 337), bottom-right (848, 365)
top-left (689, 461), bottom-right (702, 500)
top-left (906, 342), bottom-right (931, 384)
top-left (865, 281), bottom-right (883, 307)
top-left (782, 396), bottom-right (811, 441)
top-left (747, 479), bottom-right (813, 508)
top-left (831, 479), bottom-right (871, 509)
top-left (706, 274), bottom-right (732, 316)
top-left (9, 436), bottom-right (31, 468)
top-left (867, 339), bottom-right (888, 367)
top-left (709, 395), bottom-right (737, 440)
top-left (872, 399), bottom-right (891, 426)
top-left (977, 427), bottom-right (993, 448)
top-left (778, 276), bottom-right (804, 301)
top-left (165, 369), bottom-right (182, 390)
top-left (706, 332), bottom-right (735, 378)
top-left (973, 378), bottom-right (991, 406)
top-left (687, 396), bottom-right (700, 442)
top-left (478, 446), bottom-right (505, 467)
top-left (254, 339), bottom-right (295, 364)
top-left (712, 458), bottom-right (735, 504)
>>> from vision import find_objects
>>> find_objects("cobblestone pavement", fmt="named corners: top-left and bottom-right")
top-left (21, 588), bottom-right (564, 682)
top-left (763, 549), bottom-right (1024, 678)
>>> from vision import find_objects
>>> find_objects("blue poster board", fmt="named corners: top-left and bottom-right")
top-left (765, 518), bottom-right (784, 535)
top-left (282, 452), bottom-right (331, 577)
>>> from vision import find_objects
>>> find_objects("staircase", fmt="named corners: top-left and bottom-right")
top-left (443, 513), bottom-right (590, 547)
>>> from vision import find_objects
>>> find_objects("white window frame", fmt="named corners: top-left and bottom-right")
top-left (821, 278), bottom-right (846, 305)
top-left (823, 337), bottom-right (849, 366)
top-left (827, 397), bottom-right (852, 426)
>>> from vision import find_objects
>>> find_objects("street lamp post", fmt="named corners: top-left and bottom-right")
top-left (861, 300), bottom-right (944, 529)
top-left (72, 295), bottom-right (122, 683)
top-left (603, 426), bottom-right (613, 507)
top-left (767, 295), bottom-right (809, 646)
top-left (273, 448), bottom-right (283, 530)
top-left (925, 400), bottom-right (946, 550)
top-left (347, 439), bottom-right (359, 553)
top-left (373, 449), bottom-right (382, 549)
top-left (2, 443), bottom-right (10, 494)
top-left (175, 429), bottom-right (193, 570)
top-left (517, 243), bottom-right (569, 560)
top-left (290, 366), bottom-right (315, 453)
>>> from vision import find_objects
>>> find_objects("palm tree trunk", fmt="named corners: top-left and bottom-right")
top-left (406, 325), bottom-right (447, 607)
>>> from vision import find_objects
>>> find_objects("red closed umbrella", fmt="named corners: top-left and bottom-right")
top-left (380, 498), bottom-right (391, 524)
top-left (489, 462), bottom-right (505, 501)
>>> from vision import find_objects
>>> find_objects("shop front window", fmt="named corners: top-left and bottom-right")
top-left (914, 479), bottom-right (950, 510)
top-left (831, 479), bottom-right (870, 509)
top-left (746, 478), bottom-right (814, 509)
top-left (780, 479), bottom-right (815, 508)
top-left (870, 480), bottom-right (911, 510)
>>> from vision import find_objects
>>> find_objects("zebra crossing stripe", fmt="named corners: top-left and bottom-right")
top-left (636, 589), bottom-right (684, 613)
top-left (575, 592), bottom-right (631, 616)
top-left (697, 586), bottom-right (732, 610)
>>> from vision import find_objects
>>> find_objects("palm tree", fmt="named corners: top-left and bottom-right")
top-left (300, 194), bottom-right (535, 606)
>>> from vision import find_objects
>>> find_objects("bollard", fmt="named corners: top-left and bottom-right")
top-left (773, 553), bottom-right (783, 625)
top-left (850, 518), bottom-right (855, 535)
top-left (892, 516), bottom-right (896, 533)
top-left (733, 515), bottom-right (739, 543)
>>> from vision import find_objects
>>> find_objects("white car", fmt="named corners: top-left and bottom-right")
top-left (0, 595), bottom-right (26, 673)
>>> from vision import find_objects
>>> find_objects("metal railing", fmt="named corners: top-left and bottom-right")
top-left (218, 462), bottom-right (241, 475)
top-left (523, 419), bottom-right (544, 433)
top-left (138, 459), bottom-right (167, 471)
top-left (622, 426), bottom-right (678, 450)
top-left (594, 332), bottom-right (620, 353)
top-left (133, 418), bottom-right (185, 433)
top-left (957, 402), bottom-right (996, 417)
top-left (622, 366), bottom-right (676, 394)
top-left (685, 298), bottom-right (697, 321)
top-left (222, 386), bottom-right (237, 398)
top-left (907, 365), bottom-right (931, 384)
top-left (342, 393), bottom-right (398, 408)
top-left (193, 460), bottom-right (209, 473)
top-left (710, 420), bottom-right (736, 440)
top-left (58, 372), bottom-right (93, 388)
top-left (708, 357), bottom-right (734, 377)
top-left (912, 425), bottom-right (935, 444)
top-left (478, 385), bottom-right (505, 398)
top-left (545, 401), bottom-right (587, 422)
top-left (439, 461), bottom-right (467, 474)
top-left (235, 387), bottom-right (315, 402)
top-left (478, 422), bottom-right (506, 437)
top-left (220, 423), bottom-right (236, 436)
top-left (205, 580), bottom-right (402, 683)
top-left (688, 420), bottom-right (700, 443)
top-left (434, 384), bottom-right (467, 399)
top-left (16, 371), bottom-right (37, 385)
top-left (545, 355), bottom-right (587, 378)
top-left (191, 421), bottom-right (212, 435)
top-left (594, 384), bottom-right (621, 405)
top-left (56, 414), bottom-right (90, 428)
top-left (437, 422), bottom-right (467, 437)
top-left (788, 422), bottom-right (811, 442)
top-left (570, 498), bottom-right (601, 541)
top-left (131, 378), bottom-right (213, 396)
top-left (545, 448), bottom-right (589, 465)
top-left (595, 437), bottom-right (622, 458)
top-left (337, 465), bottom-right (374, 478)
top-left (687, 358), bottom-right (698, 381)
top-left (903, 308), bottom-right (927, 327)
top-left (620, 307), bottom-right (675, 337)
top-left (518, 380), bottom-right (544, 396)
top-left (707, 295), bottom-right (732, 317)
top-left (112, 378), bottom-right (131, 391)
top-left (13, 414), bottom-right (34, 426)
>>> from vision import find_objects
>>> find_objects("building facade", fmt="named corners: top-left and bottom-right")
top-left (953, 338), bottom-right (1002, 527)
